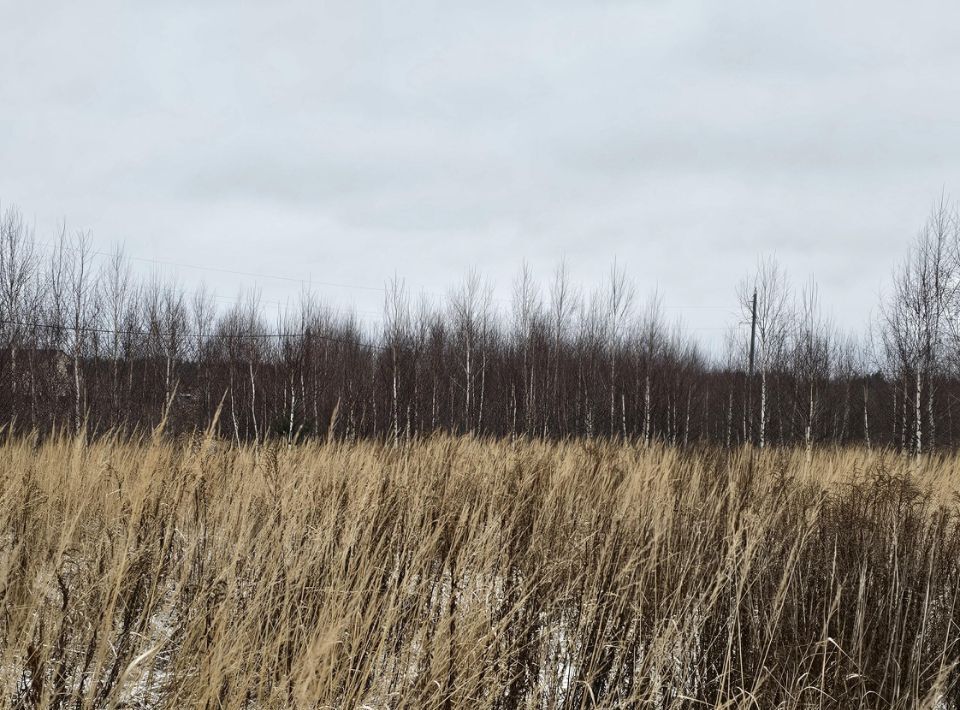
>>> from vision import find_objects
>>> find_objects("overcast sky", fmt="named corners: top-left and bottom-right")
top-left (3, 0), bottom-right (960, 346)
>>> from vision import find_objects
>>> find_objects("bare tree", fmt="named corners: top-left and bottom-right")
top-left (192, 283), bottom-right (216, 414)
top-left (548, 259), bottom-right (577, 436)
top-left (384, 276), bottom-right (411, 444)
top-left (449, 270), bottom-right (492, 434)
top-left (160, 278), bottom-right (188, 407)
top-left (637, 290), bottom-right (665, 447)
top-left (511, 262), bottom-right (543, 435)
top-left (882, 201), bottom-right (957, 454)
top-left (64, 231), bottom-right (97, 433)
top-left (0, 206), bottom-right (40, 428)
top-left (605, 261), bottom-right (635, 437)
top-left (792, 278), bottom-right (831, 454)
top-left (99, 246), bottom-right (134, 420)
top-left (739, 257), bottom-right (792, 448)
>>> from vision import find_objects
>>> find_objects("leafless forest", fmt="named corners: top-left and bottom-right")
top-left (2, 200), bottom-right (960, 451)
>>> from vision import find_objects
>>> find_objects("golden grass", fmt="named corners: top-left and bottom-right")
top-left (2, 434), bottom-right (960, 708)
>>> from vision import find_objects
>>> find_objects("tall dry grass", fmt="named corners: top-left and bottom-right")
top-left (2, 433), bottom-right (960, 708)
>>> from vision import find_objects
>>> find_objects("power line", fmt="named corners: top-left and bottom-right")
top-left (36, 239), bottom-right (389, 294)
top-left (30, 239), bottom-right (742, 330)
top-left (663, 305), bottom-right (734, 310)
top-left (211, 294), bottom-right (383, 321)
top-left (116, 252), bottom-right (386, 293)
top-left (34, 239), bottom-right (510, 305)
top-left (0, 318), bottom-right (387, 351)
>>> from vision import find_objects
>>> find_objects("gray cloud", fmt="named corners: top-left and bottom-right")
top-left (2, 0), bottom-right (959, 345)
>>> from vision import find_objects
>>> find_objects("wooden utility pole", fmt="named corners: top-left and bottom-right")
top-left (747, 288), bottom-right (758, 446)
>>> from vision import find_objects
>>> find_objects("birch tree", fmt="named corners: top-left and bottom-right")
top-left (605, 261), bottom-right (634, 438)
top-left (0, 206), bottom-right (40, 426)
top-left (792, 278), bottom-right (830, 453)
top-left (738, 257), bottom-right (791, 448)
top-left (882, 202), bottom-right (957, 454)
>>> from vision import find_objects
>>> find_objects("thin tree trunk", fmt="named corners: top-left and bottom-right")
top-left (478, 347), bottom-right (486, 434)
top-left (863, 383), bottom-right (871, 450)
top-left (392, 347), bottom-right (399, 445)
top-left (249, 360), bottom-right (259, 443)
top-left (621, 392), bottom-right (627, 440)
top-left (915, 368), bottom-right (922, 456)
top-left (288, 378), bottom-right (296, 443)
top-left (643, 373), bottom-right (651, 447)
top-left (73, 350), bottom-right (82, 434)
top-left (759, 369), bottom-right (767, 449)
top-left (727, 390), bottom-right (733, 449)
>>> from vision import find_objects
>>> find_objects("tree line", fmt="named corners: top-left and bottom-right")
top-left (2, 199), bottom-right (960, 450)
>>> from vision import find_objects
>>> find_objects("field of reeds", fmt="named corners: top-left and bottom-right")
top-left (3, 433), bottom-right (960, 708)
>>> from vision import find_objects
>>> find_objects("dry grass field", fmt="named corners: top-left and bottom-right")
top-left (3, 433), bottom-right (960, 708)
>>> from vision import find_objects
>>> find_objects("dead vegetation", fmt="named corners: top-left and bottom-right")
top-left (2, 434), bottom-right (960, 708)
